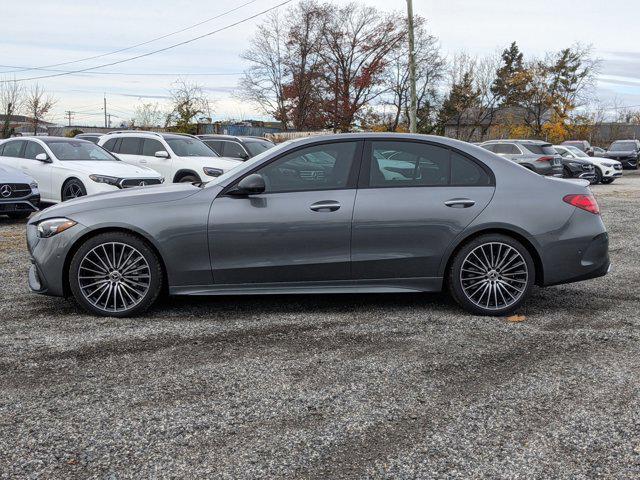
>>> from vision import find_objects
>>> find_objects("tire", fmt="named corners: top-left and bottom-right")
top-left (7, 212), bottom-right (31, 220)
top-left (593, 167), bottom-right (602, 184)
top-left (601, 177), bottom-right (614, 184)
top-left (178, 174), bottom-right (199, 183)
top-left (61, 178), bottom-right (87, 201)
top-left (448, 234), bottom-right (535, 316)
top-left (563, 167), bottom-right (572, 178)
top-left (69, 232), bottom-right (163, 317)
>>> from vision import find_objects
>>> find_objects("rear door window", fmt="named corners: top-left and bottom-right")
top-left (1, 140), bottom-right (24, 158)
top-left (118, 137), bottom-right (142, 155)
top-left (222, 141), bottom-right (248, 158)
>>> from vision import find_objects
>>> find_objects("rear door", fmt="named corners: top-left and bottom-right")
top-left (113, 137), bottom-right (142, 167)
top-left (352, 140), bottom-right (495, 280)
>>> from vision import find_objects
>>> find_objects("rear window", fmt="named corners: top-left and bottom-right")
top-left (525, 144), bottom-right (556, 155)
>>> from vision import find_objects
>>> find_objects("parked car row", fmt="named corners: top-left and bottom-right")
top-left (0, 132), bottom-right (277, 218)
top-left (478, 138), bottom-right (629, 184)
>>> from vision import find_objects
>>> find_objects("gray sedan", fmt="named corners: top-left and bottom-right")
top-left (26, 134), bottom-right (610, 317)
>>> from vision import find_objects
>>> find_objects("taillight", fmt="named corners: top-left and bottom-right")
top-left (536, 156), bottom-right (554, 163)
top-left (563, 194), bottom-right (600, 215)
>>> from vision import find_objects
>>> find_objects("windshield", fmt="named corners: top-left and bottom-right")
top-left (244, 140), bottom-right (275, 157)
top-left (566, 145), bottom-right (589, 157)
top-left (610, 141), bottom-right (637, 152)
top-left (204, 140), bottom-right (294, 187)
top-left (166, 138), bottom-right (216, 157)
top-left (46, 141), bottom-right (118, 161)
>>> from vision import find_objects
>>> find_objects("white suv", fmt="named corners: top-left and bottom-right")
top-left (0, 137), bottom-right (164, 203)
top-left (554, 145), bottom-right (623, 184)
top-left (98, 132), bottom-right (242, 183)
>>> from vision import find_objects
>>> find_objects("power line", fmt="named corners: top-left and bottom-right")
top-left (2, 0), bottom-right (260, 74)
top-left (1, 0), bottom-right (292, 83)
top-left (0, 0), bottom-right (293, 83)
top-left (0, 65), bottom-right (243, 76)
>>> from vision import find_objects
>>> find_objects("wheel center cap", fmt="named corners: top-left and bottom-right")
top-left (487, 270), bottom-right (499, 280)
top-left (109, 271), bottom-right (122, 282)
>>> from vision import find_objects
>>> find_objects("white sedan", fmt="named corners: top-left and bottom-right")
top-left (0, 137), bottom-right (164, 203)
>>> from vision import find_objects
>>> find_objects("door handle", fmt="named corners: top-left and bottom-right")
top-left (444, 198), bottom-right (475, 208)
top-left (310, 200), bottom-right (341, 212)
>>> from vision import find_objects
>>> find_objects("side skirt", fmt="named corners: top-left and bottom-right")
top-left (170, 277), bottom-right (443, 296)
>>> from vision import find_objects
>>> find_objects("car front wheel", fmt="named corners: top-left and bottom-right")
top-left (62, 178), bottom-right (87, 201)
top-left (448, 234), bottom-right (535, 316)
top-left (69, 232), bottom-right (163, 317)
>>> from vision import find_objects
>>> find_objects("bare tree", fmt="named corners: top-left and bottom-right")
top-left (383, 18), bottom-right (444, 132)
top-left (166, 79), bottom-right (212, 133)
top-left (1, 78), bottom-right (25, 138)
top-left (25, 83), bottom-right (56, 136)
top-left (319, 3), bottom-right (406, 132)
top-left (239, 11), bottom-right (290, 129)
top-left (133, 102), bottom-right (166, 128)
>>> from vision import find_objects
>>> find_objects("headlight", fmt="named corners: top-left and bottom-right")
top-left (29, 181), bottom-right (38, 190)
top-left (603, 162), bottom-right (616, 167)
top-left (89, 174), bottom-right (121, 187)
top-left (37, 218), bottom-right (77, 238)
top-left (203, 167), bottom-right (224, 177)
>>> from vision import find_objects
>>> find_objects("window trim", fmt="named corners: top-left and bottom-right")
top-left (357, 139), bottom-right (495, 190)
top-left (221, 139), bottom-right (365, 196)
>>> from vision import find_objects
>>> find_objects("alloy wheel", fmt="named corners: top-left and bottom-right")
top-left (63, 182), bottom-right (84, 200)
top-left (77, 242), bottom-right (151, 314)
top-left (459, 242), bottom-right (528, 311)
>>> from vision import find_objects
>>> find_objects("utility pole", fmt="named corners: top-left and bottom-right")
top-left (406, 0), bottom-right (418, 133)
top-left (107, 114), bottom-right (112, 128)
top-left (65, 110), bottom-right (73, 127)
top-left (103, 95), bottom-right (107, 128)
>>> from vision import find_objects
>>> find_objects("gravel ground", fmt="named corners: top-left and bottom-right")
top-left (1, 173), bottom-right (639, 479)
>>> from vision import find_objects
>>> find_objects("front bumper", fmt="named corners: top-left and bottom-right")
top-left (26, 221), bottom-right (86, 297)
top-left (0, 193), bottom-right (40, 214)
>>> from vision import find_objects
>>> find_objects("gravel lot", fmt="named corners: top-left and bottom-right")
top-left (1, 173), bottom-right (639, 479)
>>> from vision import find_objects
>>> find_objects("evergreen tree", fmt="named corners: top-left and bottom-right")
top-left (491, 41), bottom-right (527, 107)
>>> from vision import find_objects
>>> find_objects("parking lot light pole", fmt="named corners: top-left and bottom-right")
top-left (407, 0), bottom-right (417, 134)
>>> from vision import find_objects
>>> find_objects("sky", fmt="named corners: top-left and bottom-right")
top-left (1, 0), bottom-right (639, 126)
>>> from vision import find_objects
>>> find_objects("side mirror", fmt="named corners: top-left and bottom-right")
top-left (229, 173), bottom-right (266, 195)
top-left (155, 151), bottom-right (170, 158)
top-left (35, 153), bottom-right (52, 163)
top-left (240, 153), bottom-right (250, 161)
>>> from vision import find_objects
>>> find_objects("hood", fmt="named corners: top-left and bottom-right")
top-left (0, 163), bottom-right (36, 184)
top-left (563, 157), bottom-right (592, 165)
top-left (605, 151), bottom-right (637, 158)
top-left (56, 161), bottom-right (163, 178)
top-left (181, 156), bottom-right (243, 170)
top-left (30, 182), bottom-right (201, 223)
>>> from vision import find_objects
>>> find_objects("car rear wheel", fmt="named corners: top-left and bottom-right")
top-left (601, 177), bottom-right (614, 184)
top-left (69, 232), bottom-right (163, 317)
top-left (448, 234), bottom-right (535, 316)
top-left (62, 178), bottom-right (87, 201)
top-left (563, 166), bottom-right (572, 178)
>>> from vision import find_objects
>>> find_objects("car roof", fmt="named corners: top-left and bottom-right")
top-left (198, 134), bottom-right (271, 143)
top-left (4, 136), bottom-right (93, 144)
top-left (483, 139), bottom-right (550, 145)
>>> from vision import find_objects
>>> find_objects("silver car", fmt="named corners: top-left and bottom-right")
top-left (26, 134), bottom-right (610, 317)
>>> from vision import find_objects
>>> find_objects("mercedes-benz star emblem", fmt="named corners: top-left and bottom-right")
top-left (0, 185), bottom-right (12, 198)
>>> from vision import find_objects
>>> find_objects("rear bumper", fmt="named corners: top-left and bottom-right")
top-left (542, 231), bottom-right (610, 287)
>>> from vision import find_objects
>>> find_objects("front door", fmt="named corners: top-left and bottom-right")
top-left (351, 140), bottom-right (495, 279)
top-left (140, 138), bottom-right (172, 179)
top-left (209, 140), bottom-right (362, 284)
top-left (22, 141), bottom-right (53, 200)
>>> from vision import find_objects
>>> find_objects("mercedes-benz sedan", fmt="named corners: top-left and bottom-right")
top-left (26, 134), bottom-right (610, 317)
